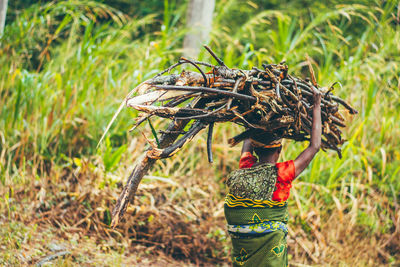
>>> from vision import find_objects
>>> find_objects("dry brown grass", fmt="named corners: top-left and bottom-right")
top-left (1, 127), bottom-right (399, 266)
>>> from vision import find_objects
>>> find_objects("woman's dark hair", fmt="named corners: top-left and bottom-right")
top-left (254, 146), bottom-right (282, 157)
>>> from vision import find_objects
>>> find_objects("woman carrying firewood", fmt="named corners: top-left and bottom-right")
top-left (224, 87), bottom-right (322, 266)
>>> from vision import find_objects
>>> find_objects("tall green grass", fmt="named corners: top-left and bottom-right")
top-left (0, 1), bottom-right (183, 174)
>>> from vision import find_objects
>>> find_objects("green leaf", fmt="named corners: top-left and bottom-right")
top-left (147, 118), bottom-right (160, 148)
top-left (104, 142), bottom-right (127, 173)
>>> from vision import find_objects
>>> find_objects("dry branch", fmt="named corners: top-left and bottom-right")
top-left (111, 119), bottom-right (190, 227)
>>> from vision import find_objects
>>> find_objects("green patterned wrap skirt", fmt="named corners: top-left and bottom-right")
top-left (224, 196), bottom-right (289, 267)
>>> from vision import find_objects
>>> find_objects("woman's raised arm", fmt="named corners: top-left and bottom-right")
top-left (293, 87), bottom-right (322, 178)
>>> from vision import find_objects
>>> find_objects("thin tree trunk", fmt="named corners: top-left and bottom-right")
top-left (183, 0), bottom-right (215, 58)
top-left (0, 0), bottom-right (8, 36)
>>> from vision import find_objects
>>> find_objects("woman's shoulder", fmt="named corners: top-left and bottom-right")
top-left (275, 160), bottom-right (295, 182)
top-left (275, 160), bottom-right (294, 169)
top-left (239, 152), bottom-right (257, 169)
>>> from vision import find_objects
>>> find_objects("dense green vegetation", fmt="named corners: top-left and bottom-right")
top-left (1, 0), bottom-right (399, 266)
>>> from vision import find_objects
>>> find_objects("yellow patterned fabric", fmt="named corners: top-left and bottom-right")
top-left (225, 194), bottom-right (286, 208)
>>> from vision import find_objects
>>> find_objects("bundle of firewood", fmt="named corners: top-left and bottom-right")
top-left (126, 46), bottom-right (356, 159)
top-left (109, 46), bottom-right (357, 226)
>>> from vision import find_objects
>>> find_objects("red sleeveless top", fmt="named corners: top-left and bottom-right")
top-left (239, 152), bottom-right (295, 202)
